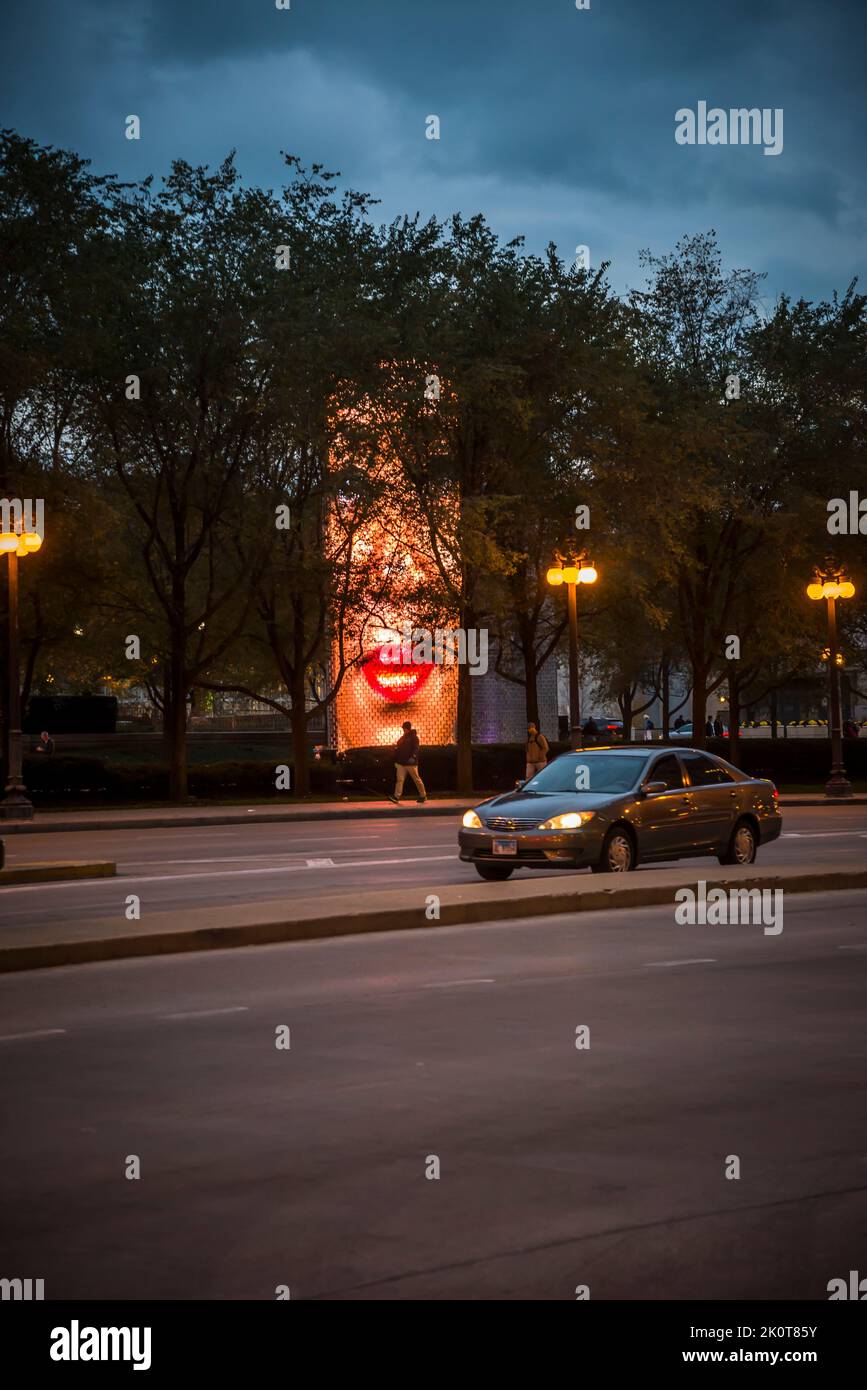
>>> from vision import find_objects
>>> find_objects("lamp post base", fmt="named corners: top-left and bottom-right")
top-left (0, 790), bottom-right (35, 820)
top-left (825, 765), bottom-right (853, 799)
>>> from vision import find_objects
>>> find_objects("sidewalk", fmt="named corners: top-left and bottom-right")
top-left (1, 861), bottom-right (865, 973)
top-left (1, 792), bottom-right (865, 835)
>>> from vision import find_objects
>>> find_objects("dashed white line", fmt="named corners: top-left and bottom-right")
top-left (423, 978), bottom-right (496, 988)
top-left (0, 1028), bottom-right (67, 1043)
top-left (160, 1006), bottom-right (250, 1021)
top-left (645, 959), bottom-right (717, 968)
top-left (0, 854), bottom-right (458, 893)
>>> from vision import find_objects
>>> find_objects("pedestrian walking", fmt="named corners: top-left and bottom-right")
top-left (643, 714), bottom-right (654, 742)
top-left (713, 714), bottom-right (725, 737)
top-left (524, 723), bottom-right (549, 780)
top-left (705, 716), bottom-right (714, 738)
top-left (388, 720), bottom-right (427, 804)
top-left (34, 730), bottom-right (55, 756)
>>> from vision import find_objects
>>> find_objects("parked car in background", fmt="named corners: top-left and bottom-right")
top-left (459, 746), bottom-right (781, 879)
top-left (584, 715), bottom-right (624, 738)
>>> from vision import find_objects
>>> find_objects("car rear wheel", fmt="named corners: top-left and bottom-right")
top-left (719, 818), bottom-right (757, 865)
top-left (592, 828), bottom-right (635, 874)
top-left (474, 862), bottom-right (515, 881)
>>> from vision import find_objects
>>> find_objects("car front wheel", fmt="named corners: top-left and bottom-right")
top-left (719, 818), bottom-right (757, 865)
top-left (474, 862), bottom-right (515, 881)
top-left (592, 828), bottom-right (636, 874)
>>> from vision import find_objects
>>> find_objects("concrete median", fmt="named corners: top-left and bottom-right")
top-left (0, 861), bottom-right (116, 886)
top-left (1, 861), bottom-right (865, 974)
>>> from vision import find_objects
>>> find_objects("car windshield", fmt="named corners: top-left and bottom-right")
top-left (523, 753), bottom-right (648, 794)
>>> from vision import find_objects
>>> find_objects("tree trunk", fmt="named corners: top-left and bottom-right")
top-left (620, 690), bottom-right (634, 743)
top-left (661, 652), bottom-right (670, 740)
top-left (770, 686), bottom-right (778, 740)
top-left (691, 662), bottom-right (708, 749)
top-left (168, 634), bottom-right (188, 802)
top-left (522, 636), bottom-right (540, 729)
top-left (727, 663), bottom-right (741, 768)
top-left (455, 659), bottom-right (473, 795)
top-left (291, 665), bottom-right (309, 797)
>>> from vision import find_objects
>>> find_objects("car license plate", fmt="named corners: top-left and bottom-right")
top-left (493, 838), bottom-right (517, 856)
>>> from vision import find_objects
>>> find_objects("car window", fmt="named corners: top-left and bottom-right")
top-left (682, 752), bottom-right (734, 786)
top-left (523, 753), bottom-right (648, 793)
top-left (648, 754), bottom-right (683, 790)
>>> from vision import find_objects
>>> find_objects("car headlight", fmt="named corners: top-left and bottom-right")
top-left (538, 811), bottom-right (595, 830)
top-left (462, 809), bottom-right (483, 829)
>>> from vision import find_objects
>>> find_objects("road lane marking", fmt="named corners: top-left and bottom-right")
top-left (423, 978), bottom-right (496, 988)
top-left (306, 858), bottom-right (335, 867)
top-left (645, 959), bottom-right (716, 968)
top-left (160, 1007), bottom-right (250, 1021)
top-left (123, 843), bottom-right (453, 867)
top-left (0, 1028), bottom-right (67, 1043)
top-left (837, 945), bottom-right (867, 952)
top-left (0, 854), bottom-right (458, 893)
top-left (783, 831), bottom-right (867, 838)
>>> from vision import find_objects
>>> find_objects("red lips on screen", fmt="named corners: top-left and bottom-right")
top-left (361, 645), bottom-right (435, 703)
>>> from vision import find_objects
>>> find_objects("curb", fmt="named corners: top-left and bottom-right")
top-left (0, 803), bottom-right (464, 835)
top-left (0, 862), bottom-right (116, 885)
top-left (2, 866), bottom-right (866, 974)
top-left (1, 796), bottom-right (865, 834)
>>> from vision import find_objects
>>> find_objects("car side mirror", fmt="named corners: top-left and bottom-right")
top-left (514, 779), bottom-right (526, 790)
top-left (643, 780), bottom-right (667, 795)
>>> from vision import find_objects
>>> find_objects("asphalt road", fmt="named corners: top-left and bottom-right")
top-left (3, 803), bottom-right (867, 931)
top-left (0, 888), bottom-right (865, 1299)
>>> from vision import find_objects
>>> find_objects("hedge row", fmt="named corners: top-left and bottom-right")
top-left (709, 736), bottom-right (867, 782)
top-left (18, 735), bottom-right (867, 803)
top-left (338, 742), bottom-right (573, 794)
top-left (340, 737), bottom-right (867, 791)
top-left (22, 756), bottom-right (339, 803)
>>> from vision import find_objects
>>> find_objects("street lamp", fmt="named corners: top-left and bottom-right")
top-left (807, 568), bottom-right (855, 798)
top-left (0, 519), bottom-right (43, 820)
top-left (547, 558), bottom-right (598, 750)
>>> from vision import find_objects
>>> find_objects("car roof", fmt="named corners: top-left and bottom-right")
top-left (556, 746), bottom-right (651, 755)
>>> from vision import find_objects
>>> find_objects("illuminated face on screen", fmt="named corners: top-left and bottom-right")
top-left (337, 624), bottom-right (457, 749)
top-left (360, 638), bottom-right (435, 703)
top-left (329, 394), bottom-right (459, 751)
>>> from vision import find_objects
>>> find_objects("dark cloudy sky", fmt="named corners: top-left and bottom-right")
top-left (2, 0), bottom-right (864, 305)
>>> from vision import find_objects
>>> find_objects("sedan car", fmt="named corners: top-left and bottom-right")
top-left (459, 747), bottom-right (781, 879)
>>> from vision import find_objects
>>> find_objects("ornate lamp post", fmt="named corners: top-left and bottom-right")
top-left (0, 517), bottom-right (43, 820)
top-left (807, 568), bottom-right (855, 799)
top-left (546, 559), bottom-right (598, 750)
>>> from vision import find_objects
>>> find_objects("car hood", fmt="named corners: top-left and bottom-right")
top-left (479, 790), bottom-right (625, 819)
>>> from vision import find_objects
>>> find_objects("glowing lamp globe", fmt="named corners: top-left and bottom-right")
top-left (0, 532), bottom-right (18, 553)
top-left (562, 566), bottom-right (579, 585)
top-left (578, 565), bottom-right (598, 584)
top-left (546, 567), bottom-right (564, 586)
top-left (806, 583), bottom-right (823, 600)
top-left (822, 581), bottom-right (840, 599)
top-left (22, 531), bottom-right (42, 552)
top-left (839, 580), bottom-right (855, 599)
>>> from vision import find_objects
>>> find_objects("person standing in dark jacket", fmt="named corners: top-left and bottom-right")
top-left (388, 721), bottom-right (427, 804)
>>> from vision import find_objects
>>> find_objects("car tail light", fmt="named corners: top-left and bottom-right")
top-left (772, 787), bottom-right (779, 800)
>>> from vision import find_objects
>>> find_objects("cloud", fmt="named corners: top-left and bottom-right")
top-left (1, 0), bottom-right (863, 304)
